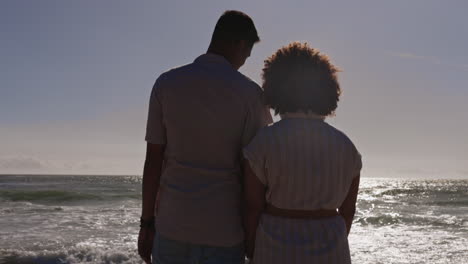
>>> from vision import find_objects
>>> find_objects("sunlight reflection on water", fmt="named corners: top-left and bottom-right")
top-left (0, 176), bottom-right (466, 263)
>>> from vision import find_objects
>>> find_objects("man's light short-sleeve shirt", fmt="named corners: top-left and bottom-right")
top-left (145, 53), bottom-right (272, 246)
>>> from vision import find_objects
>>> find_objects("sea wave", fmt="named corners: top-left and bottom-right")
top-left (355, 213), bottom-right (467, 228)
top-left (0, 245), bottom-right (141, 264)
top-left (361, 186), bottom-right (466, 197)
top-left (428, 199), bottom-right (468, 206)
top-left (0, 190), bottom-right (140, 204)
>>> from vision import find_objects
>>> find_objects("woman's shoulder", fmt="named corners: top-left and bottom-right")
top-left (253, 122), bottom-right (275, 139)
top-left (248, 121), bottom-right (282, 146)
top-left (259, 119), bottom-right (290, 136)
top-left (324, 123), bottom-right (360, 152)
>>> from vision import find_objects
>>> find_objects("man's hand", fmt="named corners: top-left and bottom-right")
top-left (138, 226), bottom-right (155, 264)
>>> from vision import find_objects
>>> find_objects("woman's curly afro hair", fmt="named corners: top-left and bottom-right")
top-left (262, 42), bottom-right (341, 116)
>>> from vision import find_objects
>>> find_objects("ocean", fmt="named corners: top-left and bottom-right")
top-left (0, 175), bottom-right (466, 264)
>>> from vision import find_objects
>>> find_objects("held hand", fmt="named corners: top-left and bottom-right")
top-left (245, 239), bottom-right (255, 260)
top-left (138, 226), bottom-right (155, 264)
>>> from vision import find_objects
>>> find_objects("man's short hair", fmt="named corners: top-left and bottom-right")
top-left (262, 42), bottom-right (341, 116)
top-left (211, 10), bottom-right (260, 45)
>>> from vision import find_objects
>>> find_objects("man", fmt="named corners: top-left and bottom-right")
top-left (138, 10), bottom-right (272, 264)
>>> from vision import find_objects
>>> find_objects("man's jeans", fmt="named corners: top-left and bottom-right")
top-left (152, 232), bottom-right (245, 264)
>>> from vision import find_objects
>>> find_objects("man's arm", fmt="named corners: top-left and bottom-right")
top-left (141, 143), bottom-right (165, 221)
top-left (138, 143), bottom-right (165, 264)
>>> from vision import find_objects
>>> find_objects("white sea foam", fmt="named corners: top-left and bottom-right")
top-left (0, 245), bottom-right (141, 264)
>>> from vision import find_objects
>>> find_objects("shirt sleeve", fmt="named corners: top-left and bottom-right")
top-left (241, 89), bottom-right (273, 147)
top-left (354, 152), bottom-right (363, 177)
top-left (243, 130), bottom-right (268, 185)
top-left (349, 140), bottom-right (362, 178)
top-left (145, 76), bottom-right (166, 144)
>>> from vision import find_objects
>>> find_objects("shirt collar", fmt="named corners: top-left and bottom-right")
top-left (194, 53), bottom-right (233, 68)
top-left (280, 111), bottom-right (326, 120)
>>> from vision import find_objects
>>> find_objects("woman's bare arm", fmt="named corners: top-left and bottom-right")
top-left (339, 173), bottom-right (360, 235)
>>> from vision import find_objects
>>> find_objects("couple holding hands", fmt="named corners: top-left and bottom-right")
top-left (138, 10), bottom-right (361, 264)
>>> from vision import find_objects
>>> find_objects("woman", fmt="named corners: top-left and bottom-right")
top-left (243, 42), bottom-right (362, 264)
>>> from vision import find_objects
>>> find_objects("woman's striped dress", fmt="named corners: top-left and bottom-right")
top-left (243, 112), bottom-right (362, 264)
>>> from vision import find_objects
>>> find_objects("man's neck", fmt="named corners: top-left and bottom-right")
top-left (206, 47), bottom-right (236, 68)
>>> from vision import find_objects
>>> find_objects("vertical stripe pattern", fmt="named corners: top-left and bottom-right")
top-left (252, 215), bottom-right (351, 264)
top-left (243, 113), bottom-right (362, 264)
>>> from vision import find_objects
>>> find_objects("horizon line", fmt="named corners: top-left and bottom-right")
top-left (0, 173), bottom-right (466, 180)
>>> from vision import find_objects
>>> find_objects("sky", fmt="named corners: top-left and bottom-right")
top-left (1, 0), bottom-right (467, 178)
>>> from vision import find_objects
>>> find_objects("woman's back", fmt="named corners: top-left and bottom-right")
top-left (243, 42), bottom-right (362, 264)
top-left (244, 112), bottom-right (362, 210)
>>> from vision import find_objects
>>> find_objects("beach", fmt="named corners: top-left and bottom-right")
top-left (0, 175), bottom-right (467, 264)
